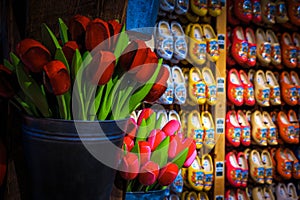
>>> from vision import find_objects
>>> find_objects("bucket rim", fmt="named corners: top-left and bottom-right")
top-left (22, 114), bottom-right (129, 124)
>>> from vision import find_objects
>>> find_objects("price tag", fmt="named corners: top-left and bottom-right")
top-left (216, 161), bottom-right (224, 177)
top-left (216, 118), bottom-right (224, 134)
top-left (218, 34), bottom-right (225, 49)
top-left (217, 78), bottom-right (225, 93)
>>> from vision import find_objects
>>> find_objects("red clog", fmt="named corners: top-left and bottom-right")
top-left (226, 110), bottom-right (242, 147)
top-left (280, 71), bottom-right (298, 106)
top-left (290, 70), bottom-right (300, 105)
top-left (288, 109), bottom-right (300, 144)
top-left (234, 0), bottom-right (253, 23)
top-left (277, 111), bottom-right (296, 144)
top-left (239, 70), bottom-right (255, 106)
top-left (231, 26), bottom-right (248, 65)
top-left (226, 27), bottom-right (237, 67)
top-left (227, 68), bottom-right (244, 106)
top-left (252, 0), bottom-right (262, 24)
top-left (275, 148), bottom-right (292, 180)
top-left (237, 110), bottom-right (251, 146)
top-left (281, 32), bottom-right (297, 69)
top-left (245, 28), bottom-right (257, 67)
top-left (287, 0), bottom-right (300, 26)
top-left (237, 152), bottom-right (249, 187)
top-left (226, 152), bottom-right (242, 187)
top-left (228, 0), bottom-right (240, 26)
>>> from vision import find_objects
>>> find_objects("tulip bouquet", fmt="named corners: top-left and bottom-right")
top-left (0, 15), bottom-right (167, 120)
top-left (119, 108), bottom-right (196, 192)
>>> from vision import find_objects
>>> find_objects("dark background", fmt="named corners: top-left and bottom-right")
top-left (0, 1), bottom-right (128, 199)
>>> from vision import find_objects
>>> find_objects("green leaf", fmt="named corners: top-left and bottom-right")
top-left (54, 48), bottom-right (71, 119)
top-left (128, 58), bottom-right (163, 113)
top-left (3, 59), bottom-right (15, 71)
top-left (135, 119), bottom-right (148, 143)
top-left (131, 143), bottom-right (140, 162)
top-left (146, 112), bottom-right (156, 136)
top-left (150, 137), bottom-right (170, 168)
top-left (71, 49), bottom-right (82, 81)
top-left (9, 52), bottom-right (20, 67)
top-left (16, 62), bottom-right (51, 117)
top-left (55, 48), bottom-right (70, 72)
top-left (58, 18), bottom-right (69, 45)
top-left (155, 114), bottom-right (163, 129)
top-left (171, 147), bottom-right (189, 169)
top-left (114, 25), bottom-right (129, 65)
top-left (41, 23), bottom-right (61, 55)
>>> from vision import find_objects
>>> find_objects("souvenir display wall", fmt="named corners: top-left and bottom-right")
top-left (225, 0), bottom-right (300, 199)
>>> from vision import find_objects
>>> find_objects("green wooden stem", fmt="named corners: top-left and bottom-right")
top-left (57, 95), bottom-right (68, 120)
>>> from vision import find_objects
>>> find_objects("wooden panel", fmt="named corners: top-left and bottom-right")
top-left (213, 5), bottom-right (226, 199)
top-left (25, 0), bottom-right (128, 39)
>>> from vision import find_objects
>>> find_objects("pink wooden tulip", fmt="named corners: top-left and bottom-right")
top-left (144, 65), bottom-right (169, 102)
top-left (126, 118), bottom-right (137, 139)
top-left (43, 60), bottom-right (71, 95)
top-left (168, 135), bottom-right (179, 159)
top-left (148, 129), bottom-right (167, 151)
top-left (123, 136), bottom-right (134, 152)
top-left (87, 51), bottom-right (115, 85)
top-left (119, 152), bottom-right (139, 180)
top-left (183, 149), bottom-right (197, 168)
top-left (85, 18), bottom-right (110, 51)
top-left (138, 141), bottom-right (151, 165)
top-left (138, 161), bottom-right (159, 186)
top-left (137, 108), bottom-right (154, 126)
top-left (158, 162), bottom-right (179, 186)
top-left (162, 120), bottom-right (181, 136)
top-left (62, 41), bottom-right (79, 66)
top-left (16, 38), bottom-right (51, 73)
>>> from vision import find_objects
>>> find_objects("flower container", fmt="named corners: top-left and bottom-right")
top-left (22, 115), bottom-right (127, 200)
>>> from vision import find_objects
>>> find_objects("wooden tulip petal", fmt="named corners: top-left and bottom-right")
top-left (16, 38), bottom-right (51, 73)
top-left (85, 18), bottom-right (110, 51)
top-left (43, 60), bottom-right (71, 95)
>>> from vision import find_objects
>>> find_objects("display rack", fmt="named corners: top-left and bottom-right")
top-left (213, 4), bottom-right (226, 199)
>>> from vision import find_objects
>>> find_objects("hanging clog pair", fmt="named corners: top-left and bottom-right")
top-left (158, 64), bottom-right (186, 105)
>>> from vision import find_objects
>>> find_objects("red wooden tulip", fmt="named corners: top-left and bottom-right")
top-left (134, 48), bottom-right (158, 83)
top-left (68, 15), bottom-right (90, 49)
top-left (16, 38), bottom-right (51, 73)
top-left (119, 152), bottom-right (139, 180)
top-left (144, 65), bottom-right (169, 102)
top-left (87, 51), bottom-right (116, 85)
top-left (85, 18), bottom-right (110, 51)
top-left (138, 141), bottom-right (151, 165)
top-left (147, 129), bottom-right (167, 151)
top-left (158, 162), bottom-right (179, 186)
top-left (137, 108), bottom-right (154, 126)
top-left (138, 161), bottom-right (159, 185)
top-left (0, 65), bottom-right (17, 98)
top-left (107, 19), bottom-right (122, 51)
top-left (126, 118), bottom-right (138, 139)
top-left (43, 60), bottom-right (71, 95)
top-left (62, 41), bottom-right (79, 66)
top-left (123, 136), bottom-right (134, 152)
top-left (162, 120), bottom-right (181, 136)
top-left (118, 40), bottom-right (148, 72)
top-left (0, 140), bottom-right (6, 186)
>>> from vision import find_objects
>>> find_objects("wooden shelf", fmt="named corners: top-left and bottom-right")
top-left (213, 4), bottom-right (226, 200)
